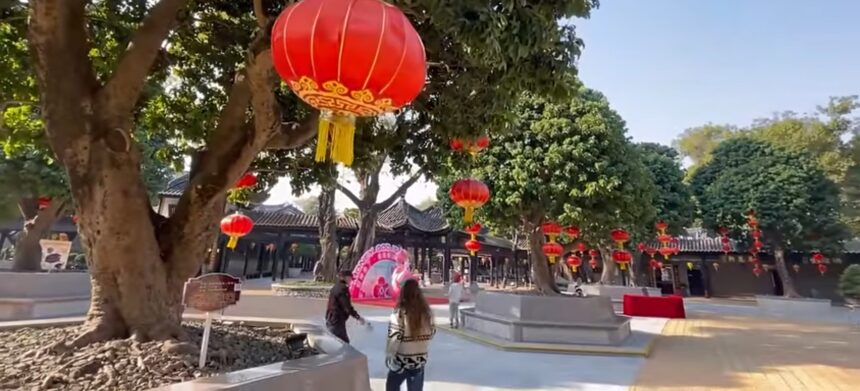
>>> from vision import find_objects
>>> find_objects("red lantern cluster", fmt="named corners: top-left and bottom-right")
top-left (271, 0), bottom-right (427, 166)
top-left (541, 221), bottom-right (564, 264)
top-left (450, 135), bottom-right (490, 156)
top-left (609, 229), bottom-right (632, 270)
top-left (449, 178), bottom-right (490, 223)
top-left (655, 220), bottom-right (679, 261)
top-left (464, 223), bottom-right (482, 256)
top-left (220, 212), bottom-right (254, 249)
top-left (747, 210), bottom-right (764, 276)
top-left (811, 252), bottom-right (827, 275)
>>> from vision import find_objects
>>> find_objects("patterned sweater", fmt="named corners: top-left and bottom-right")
top-left (385, 308), bottom-right (436, 373)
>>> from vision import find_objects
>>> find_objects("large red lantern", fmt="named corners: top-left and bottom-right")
top-left (220, 212), bottom-right (254, 249)
top-left (449, 178), bottom-right (490, 223)
top-left (612, 250), bottom-right (632, 270)
top-left (610, 229), bottom-right (630, 246)
top-left (542, 221), bottom-right (563, 241)
top-left (566, 255), bottom-right (582, 272)
top-left (564, 226), bottom-right (580, 239)
top-left (542, 242), bottom-right (563, 264)
top-left (649, 259), bottom-right (660, 270)
top-left (817, 263), bottom-right (828, 275)
top-left (271, 0), bottom-right (427, 166)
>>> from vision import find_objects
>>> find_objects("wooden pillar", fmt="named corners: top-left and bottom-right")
top-left (442, 234), bottom-right (451, 285)
top-left (701, 255), bottom-right (712, 298)
top-left (241, 242), bottom-right (252, 277)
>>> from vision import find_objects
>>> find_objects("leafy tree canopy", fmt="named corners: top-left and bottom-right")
top-left (634, 142), bottom-right (695, 235)
top-left (690, 137), bottom-right (847, 253)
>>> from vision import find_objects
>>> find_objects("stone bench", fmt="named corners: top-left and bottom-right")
top-left (461, 291), bottom-right (631, 346)
top-left (579, 285), bottom-right (662, 301)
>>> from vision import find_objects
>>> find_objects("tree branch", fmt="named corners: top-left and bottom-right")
top-left (377, 170), bottom-right (423, 210)
top-left (253, 0), bottom-right (268, 29)
top-left (337, 183), bottom-right (365, 209)
top-left (264, 117), bottom-right (319, 149)
top-left (98, 0), bottom-right (187, 117)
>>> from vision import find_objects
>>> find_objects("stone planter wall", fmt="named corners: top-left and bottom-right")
top-left (579, 285), bottom-right (662, 301)
top-left (0, 272), bottom-right (91, 321)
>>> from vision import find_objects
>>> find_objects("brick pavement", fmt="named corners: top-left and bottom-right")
top-left (632, 315), bottom-right (860, 391)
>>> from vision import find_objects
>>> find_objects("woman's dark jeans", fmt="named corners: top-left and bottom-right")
top-left (386, 368), bottom-right (425, 391)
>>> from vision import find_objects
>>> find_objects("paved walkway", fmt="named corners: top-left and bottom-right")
top-left (632, 315), bottom-right (860, 391)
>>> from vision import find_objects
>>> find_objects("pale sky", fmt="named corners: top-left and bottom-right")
top-left (267, 0), bottom-right (860, 211)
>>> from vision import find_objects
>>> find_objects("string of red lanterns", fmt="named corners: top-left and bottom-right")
top-left (609, 228), bottom-right (632, 270)
top-left (464, 223), bottom-right (482, 256)
top-left (811, 252), bottom-right (827, 275)
top-left (655, 220), bottom-right (679, 261)
top-left (541, 221), bottom-right (563, 264)
top-left (450, 135), bottom-right (490, 157)
top-left (271, 0), bottom-right (427, 166)
top-left (747, 210), bottom-right (763, 277)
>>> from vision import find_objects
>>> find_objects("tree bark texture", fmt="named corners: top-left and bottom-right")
top-left (345, 208), bottom-right (379, 271)
top-left (28, 1), bottom-right (314, 345)
top-left (315, 186), bottom-right (338, 282)
top-left (774, 245), bottom-right (801, 298)
top-left (600, 247), bottom-right (621, 285)
top-left (526, 223), bottom-right (558, 294)
top-left (12, 198), bottom-right (66, 271)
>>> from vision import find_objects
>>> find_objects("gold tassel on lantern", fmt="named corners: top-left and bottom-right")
top-left (315, 111), bottom-right (356, 166)
top-left (227, 236), bottom-right (239, 249)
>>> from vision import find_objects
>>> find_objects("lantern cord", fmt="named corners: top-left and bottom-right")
top-left (316, 111), bottom-right (356, 166)
top-left (227, 236), bottom-right (239, 249)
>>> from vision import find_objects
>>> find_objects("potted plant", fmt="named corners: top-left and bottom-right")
top-left (838, 264), bottom-right (860, 305)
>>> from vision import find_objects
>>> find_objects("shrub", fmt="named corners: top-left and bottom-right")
top-left (838, 264), bottom-right (860, 300)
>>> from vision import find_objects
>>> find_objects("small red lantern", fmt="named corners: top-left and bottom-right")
top-left (234, 173), bottom-right (258, 189)
top-left (450, 138), bottom-right (464, 151)
top-left (542, 221), bottom-right (563, 241)
top-left (751, 230), bottom-right (761, 239)
top-left (610, 229), bottom-right (630, 245)
top-left (542, 242), bottom-right (563, 263)
top-left (817, 263), bottom-right (827, 275)
top-left (566, 255), bottom-right (582, 272)
top-left (792, 264), bottom-right (801, 273)
top-left (752, 263), bottom-right (763, 277)
top-left (649, 259), bottom-right (660, 270)
top-left (271, 0), bottom-right (427, 166)
top-left (475, 135), bottom-right (490, 150)
top-left (659, 246), bottom-right (675, 260)
top-left (753, 240), bottom-right (763, 251)
top-left (465, 223), bottom-right (482, 235)
top-left (220, 212), bottom-right (254, 249)
top-left (465, 239), bottom-right (481, 256)
top-left (449, 178), bottom-right (490, 223)
top-left (646, 246), bottom-right (657, 258)
top-left (657, 234), bottom-right (673, 244)
top-left (589, 258), bottom-right (600, 270)
top-left (588, 249), bottom-right (600, 259)
top-left (37, 196), bottom-right (51, 210)
top-left (655, 220), bottom-right (669, 232)
top-left (637, 242), bottom-right (646, 252)
top-left (576, 242), bottom-right (588, 254)
top-left (811, 252), bottom-right (824, 264)
top-left (719, 226), bottom-right (729, 236)
top-left (564, 226), bottom-right (580, 239)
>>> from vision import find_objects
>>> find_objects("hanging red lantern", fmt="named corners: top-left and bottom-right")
top-left (464, 135), bottom-right (491, 156)
top-left (655, 220), bottom-right (669, 232)
top-left (792, 264), bottom-right (801, 273)
top-left (542, 242), bottom-right (563, 264)
top-left (271, 0), bottom-right (427, 166)
top-left (566, 255), bottom-right (582, 272)
top-left (659, 246), bottom-right (675, 260)
top-left (589, 258), bottom-right (600, 270)
top-left (811, 252), bottom-right (824, 264)
top-left (817, 263), bottom-right (827, 275)
top-left (751, 230), bottom-right (761, 239)
top-left (564, 226), bottom-right (580, 239)
top-left (637, 242), bottom-right (646, 252)
top-left (37, 196), bottom-right (51, 210)
top-left (719, 226), bottom-right (729, 236)
top-left (465, 239), bottom-right (481, 256)
top-left (465, 223), bottom-right (482, 236)
top-left (612, 250), bottom-right (632, 270)
top-left (542, 221), bottom-right (563, 241)
top-left (588, 249), bottom-right (600, 259)
top-left (610, 229), bottom-right (630, 246)
top-left (576, 242), bottom-right (588, 254)
top-left (475, 135), bottom-right (490, 150)
top-left (234, 173), bottom-right (258, 189)
top-left (657, 234), bottom-right (673, 244)
top-left (449, 178), bottom-right (490, 223)
top-left (449, 138), bottom-right (464, 151)
top-left (220, 212), bottom-right (254, 249)
top-left (646, 246), bottom-right (658, 258)
top-left (649, 259), bottom-right (660, 270)
top-left (753, 240), bottom-right (763, 251)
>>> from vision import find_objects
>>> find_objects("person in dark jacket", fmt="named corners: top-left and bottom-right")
top-left (326, 270), bottom-right (365, 343)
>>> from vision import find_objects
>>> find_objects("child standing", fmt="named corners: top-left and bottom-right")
top-left (447, 273), bottom-right (464, 328)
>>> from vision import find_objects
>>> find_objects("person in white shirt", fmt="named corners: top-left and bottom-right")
top-left (447, 273), bottom-right (464, 328)
top-left (386, 279), bottom-right (435, 391)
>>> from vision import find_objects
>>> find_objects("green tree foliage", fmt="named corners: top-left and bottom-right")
top-left (439, 89), bottom-right (657, 292)
top-left (673, 124), bottom-right (736, 168)
top-left (634, 143), bottom-right (695, 234)
top-left (690, 137), bottom-right (848, 297)
top-left (839, 264), bottom-right (860, 301)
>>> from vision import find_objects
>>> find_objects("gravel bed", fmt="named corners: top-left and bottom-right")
top-left (272, 286), bottom-right (331, 299)
top-left (0, 321), bottom-right (317, 390)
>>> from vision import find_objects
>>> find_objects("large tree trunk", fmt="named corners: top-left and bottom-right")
top-left (774, 245), bottom-right (801, 298)
top-left (526, 223), bottom-right (557, 294)
top-left (600, 246), bottom-right (621, 285)
top-left (315, 186), bottom-right (338, 282)
top-left (344, 208), bottom-right (378, 270)
top-left (12, 198), bottom-right (66, 271)
top-left (28, 1), bottom-right (316, 346)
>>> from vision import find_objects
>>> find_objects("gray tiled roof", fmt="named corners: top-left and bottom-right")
top-left (253, 202), bottom-right (303, 215)
top-left (378, 199), bottom-right (449, 233)
top-left (246, 210), bottom-right (393, 233)
top-left (160, 173), bottom-right (189, 197)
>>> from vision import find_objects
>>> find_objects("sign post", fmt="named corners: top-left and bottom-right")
top-left (182, 273), bottom-right (242, 369)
